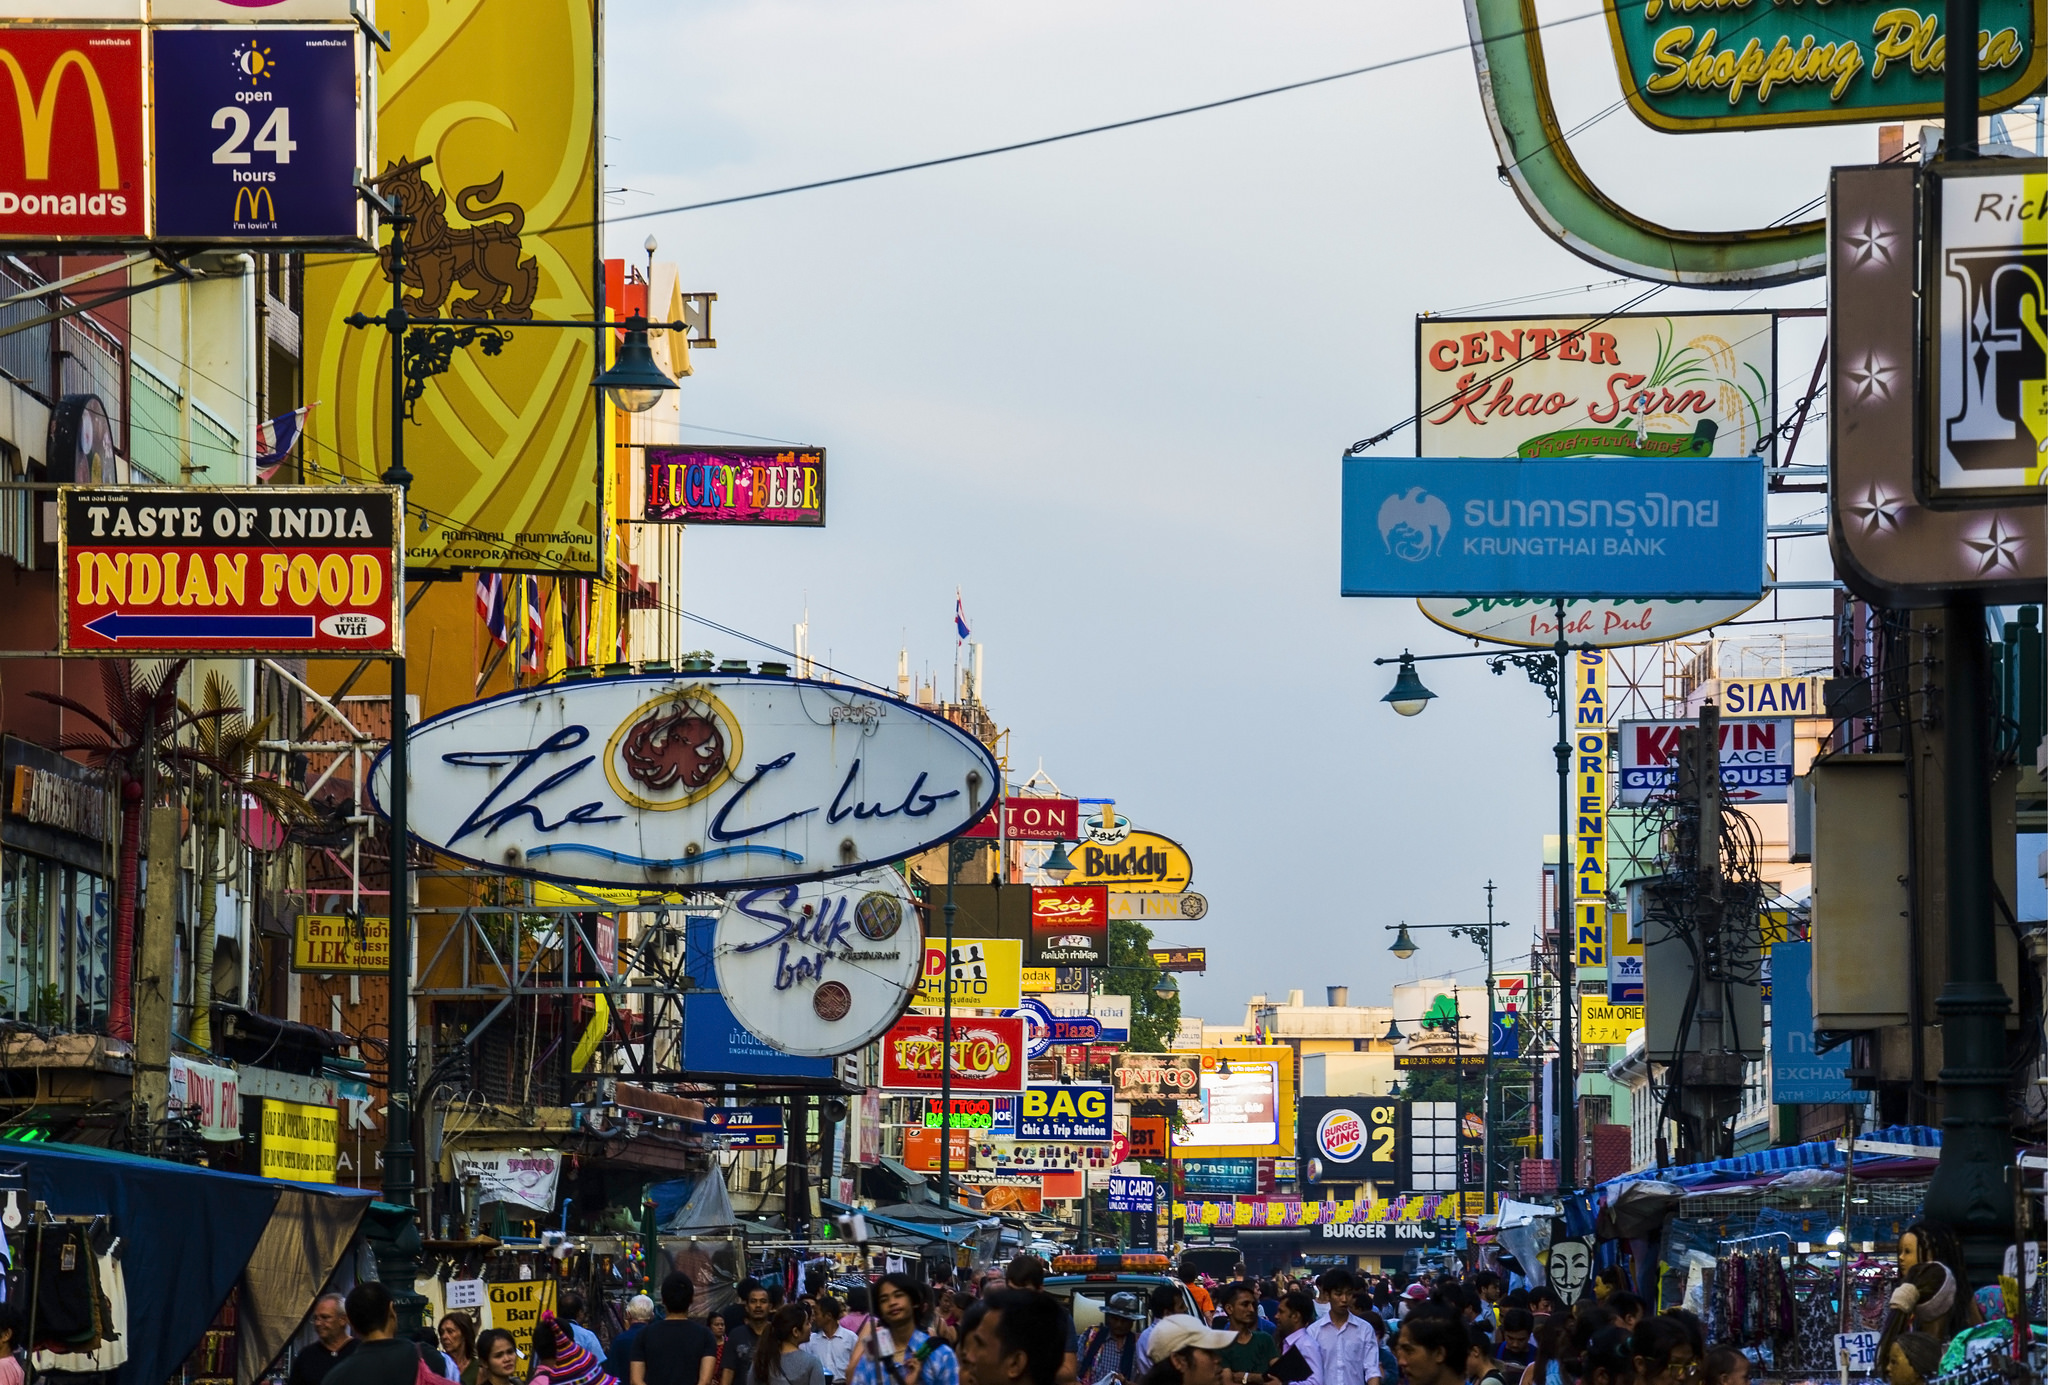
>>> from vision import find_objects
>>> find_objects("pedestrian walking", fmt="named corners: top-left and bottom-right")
top-left (1079, 1295), bottom-right (1143, 1385)
top-left (560, 1295), bottom-right (606, 1363)
top-left (1307, 1273), bottom-right (1380, 1385)
top-left (605, 1298), bottom-right (656, 1385)
top-left (1216, 1283), bottom-right (1276, 1385)
top-left (441, 1314), bottom-right (481, 1385)
top-left (1272, 1292), bottom-right (1322, 1385)
top-left (754, 1306), bottom-right (826, 1385)
top-left (324, 1285), bottom-right (429, 1385)
top-left (632, 1273), bottom-right (719, 1385)
top-left (956, 1290), bottom-right (1065, 1385)
top-left (804, 1298), bottom-right (858, 1385)
top-left (1392, 1318), bottom-right (1465, 1385)
top-left (1136, 1317), bottom-right (1237, 1385)
top-left (291, 1293), bottom-right (357, 1385)
top-left (847, 1274), bottom-right (958, 1385)
top-left (723, 1282), bottom-right (776, 1385)
top-left (475, 1332), bottom-right (523, 1385)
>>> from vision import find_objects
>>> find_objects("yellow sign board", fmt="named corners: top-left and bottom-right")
top-left (303, 0), bottom-right (602, 573)
top-left (1021, 967), bottom-right (1057, 994)
top-left (533, 882), bottom-right (690, 909)
top-left (259, 1099), bottom-right (338, 1183)
top-left (1760, 909), bottom-right (1790, 955)
top-left (292, 915), bottom-right (390, 974)
top-left (486, 1280), bottom-right (558, 1356)
top-left (1580, 998), bottom-right (1644, 1045)
top-left (914, 939), bottom-right (1023, 1010)
top-left (1575, 651), bottom-right (1608, 967)
top-left (1068, 830), bottom-right (1194, 893)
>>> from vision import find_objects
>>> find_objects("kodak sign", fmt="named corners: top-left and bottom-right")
top-left (0, 29), bottom-right (144, 240)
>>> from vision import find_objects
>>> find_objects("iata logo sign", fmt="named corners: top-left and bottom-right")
top-left (0, 30), bottom-right (144, 239)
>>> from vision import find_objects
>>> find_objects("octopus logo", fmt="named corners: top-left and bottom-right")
top-left (603, 687), bottom-right (742, 810)
top-left (1378, 487), bottom-right (1452, 561)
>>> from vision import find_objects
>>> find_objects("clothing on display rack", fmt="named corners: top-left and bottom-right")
top-left (32, 1238), bottom-right (129, 1374)
top-left (12, 1217), bottom-right (116, 1356)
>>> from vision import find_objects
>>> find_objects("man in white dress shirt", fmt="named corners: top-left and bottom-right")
top-left (1308, 1271), bottom-right (1380, 1385)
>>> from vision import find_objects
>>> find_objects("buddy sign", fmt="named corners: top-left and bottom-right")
top-left (61, 487), bottom-right (401, 656)
top-left (372, 673), bottom-right (1000, 889)
top-left (1342, 457), bottom-right (1767, 600)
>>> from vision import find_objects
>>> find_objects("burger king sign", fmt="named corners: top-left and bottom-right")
top-left (1317, 1107), bottom-right (1367, 1163)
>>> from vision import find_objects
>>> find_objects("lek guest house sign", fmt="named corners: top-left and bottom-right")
top-left (61, 486), bottom-right (401, 655)
top-left (713, 868), bottom-right (925, 1057)
top-left (372, 671), bottom-right (999, 889)
top-left (1600, 0), bottom-right (2043, 132)
top-left (644, 445), bottom-right (825, 526)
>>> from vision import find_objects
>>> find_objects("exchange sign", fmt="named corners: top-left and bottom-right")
top-left (61, 486), bottom-right (401, 656)
top-left (0, 28), bottom-right (145, 241)
top-left (1017, 1083), bottom-right (1112, 1142)
top-left (1340, 456), bottom-right (1767, 600)
top-left (372, 672), bottom-right (1000, 889)
top-left (1600, 0), bottom-right (2042, 133)
top-left (643, 445), bottom-right (826, 526)
top-left (151, 26), bottom-right (368, 245)
top-left (1619, 718), bottom-right (1795, 805)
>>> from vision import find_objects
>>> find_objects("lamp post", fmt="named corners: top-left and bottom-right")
top-left (343, 211), bottom-right (690, 1325)
top-left (1385, 889), bottom-right (1509, 1206)
top-left (1375, 599), bottom-right (1582, 1194)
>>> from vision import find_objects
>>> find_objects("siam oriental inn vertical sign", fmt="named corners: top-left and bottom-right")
top-left (1599, 0), bottom-right (2043, 132)
top-left (1574, 650), bottom-right (1607, 968)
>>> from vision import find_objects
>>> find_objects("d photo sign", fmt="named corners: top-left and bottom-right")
top-left (371, 672), bottom-right (1000, 889)
top-left (711, 868), bottom-right (925, 1058)
top-left (1340, 456), bottom-right (1767, 600)
top-left (1030, 885), bottom-right (1107, 966)
top-left (644, 445), bottom-right (825, 526)
top-left (61, 486), bottom-right (401, 655)
top-left (881, 1014), bottom-right (1026, 1093)
top-left (0, 28), bottom-right (145, 240)
top-left (151, 26), bottom-right (369, 245)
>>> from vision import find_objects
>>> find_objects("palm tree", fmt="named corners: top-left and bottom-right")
top-left (181, 672), bottom-right (315, 1048)
top-left (29, 661), bottom-right (208, 1041)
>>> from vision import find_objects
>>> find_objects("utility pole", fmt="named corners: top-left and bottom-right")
top-left (1676, 702), bottom-right (1742, 1160)
top-left (1922, 0), bottom-right (2015, 1287)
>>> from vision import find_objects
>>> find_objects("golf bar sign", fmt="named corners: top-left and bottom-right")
top-left (373, 672), bottom-right (999, 888)
top-left (1340, 456), bottom-right (1766, 600)
top-left (61, 486), bottom-right (400, 655)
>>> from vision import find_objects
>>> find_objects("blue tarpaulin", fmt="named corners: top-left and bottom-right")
top-left (7, 1142), bottom-right (372, 1385)
top-left (1597, 1124), bottom-right (1942, 1197)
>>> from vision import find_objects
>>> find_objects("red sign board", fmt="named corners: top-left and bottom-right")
top-left (1039, 1168), bottom-right (1084, 1200)
top-left (61, 486), bottom-right (402, 656)
top-left (1128, 1116), bottom-right (1169, 1161)
top-left (1030, 886), bottom-right (1108, 966)
top-left (0, 29), bottom-right (145, 241)
top-left (961, 797), bottom-right (1080, 841)
top-left (643, 445), bottom-right (825, 527)
top-left (881, 1015), bottom-right (1026, 1093)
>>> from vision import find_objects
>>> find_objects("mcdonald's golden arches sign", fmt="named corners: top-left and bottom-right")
top-left (0, 29), bottom-right (144, 239)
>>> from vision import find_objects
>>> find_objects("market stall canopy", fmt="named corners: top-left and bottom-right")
top-left (8, 1141), bottom-right (372, 1385)
top-left (1597, 1125), bottom-right (1942, 1198)
top-left (647, 1171), bottom-right (737, 1233)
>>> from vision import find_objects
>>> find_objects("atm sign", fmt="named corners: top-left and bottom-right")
top-left (0, 29), bottom-right (145, 240)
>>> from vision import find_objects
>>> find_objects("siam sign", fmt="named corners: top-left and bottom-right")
top-left (643, 445), bottom-right (825, 527)
top-left (373, 672), bottom-right (999, 889)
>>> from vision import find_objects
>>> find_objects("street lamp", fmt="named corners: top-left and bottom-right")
top-left (1154, 972), bottom-right (1180, 1002)
top-left (1381, 653), bottom-right (1436, 716)
top-left (1388, 922), bottom-right (1419, 960)
top-left (593, 315), bottom-right (680, 413)
top-left (1382, 1016), bottom-right (1405, 1044)
top-left (1372, 603), bottom-right (1584, 1195)
top-left (1042, 841), bottom-right (1076, 883)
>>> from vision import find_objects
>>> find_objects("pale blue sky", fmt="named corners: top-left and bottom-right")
top-left (601, 0), bottom-right (1869, 1020)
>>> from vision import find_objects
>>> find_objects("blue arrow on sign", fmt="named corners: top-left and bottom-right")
top-left (85, 612), bottom-right (316, 641)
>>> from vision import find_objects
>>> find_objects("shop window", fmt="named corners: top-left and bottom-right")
top-left (0, 853), bottom-right (109, 1030)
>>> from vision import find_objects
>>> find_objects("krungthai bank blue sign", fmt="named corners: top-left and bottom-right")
top-left (1340, 457), bottom-right (1766, 600)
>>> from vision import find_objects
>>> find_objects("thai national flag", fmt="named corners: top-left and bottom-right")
top-left (255, 405), bottom-right (312, 481)
top-left (954, 589), bottom-right (970, 642)
top-left (475, 573), bottom-right (510, 646)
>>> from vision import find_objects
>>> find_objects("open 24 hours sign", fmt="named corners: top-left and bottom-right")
top-left (61, 485), bottom-right (401, 656)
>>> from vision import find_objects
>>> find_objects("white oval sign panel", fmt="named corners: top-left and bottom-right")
top-left (714, 868), bottom-right (924, 1056)
top-left (1416, 593), bottom-right (1764, 649)
top-left (369, 674), bottom-right (1000, 888)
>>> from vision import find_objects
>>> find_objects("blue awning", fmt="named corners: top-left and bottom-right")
top-left (1599, 1124), bottom-right (1941, 1196)
top-left (820, 1198), bottom-right (989, 1245)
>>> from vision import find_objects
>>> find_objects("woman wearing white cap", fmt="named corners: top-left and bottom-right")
top-left (1135, 1319), bottom-right (1237, 1385)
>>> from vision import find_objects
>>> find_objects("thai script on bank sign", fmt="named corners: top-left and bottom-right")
top-left (1458, 492), bottom-right (1725, 557)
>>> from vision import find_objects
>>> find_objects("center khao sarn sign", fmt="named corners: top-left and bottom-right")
top-left (1418, 313), bottom-right (1775, 460)
top-left (372, 671), bottom-right (998, 889)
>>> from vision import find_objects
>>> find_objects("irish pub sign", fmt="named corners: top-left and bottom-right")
top-left (1602, 0), bottom-right (2046, 132)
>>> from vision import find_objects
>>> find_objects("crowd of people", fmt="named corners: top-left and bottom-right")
top-left (288, 1220), bottom-right (2000, 1385)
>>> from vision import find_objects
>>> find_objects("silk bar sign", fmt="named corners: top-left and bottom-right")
top-left (372, 673), bottom-right (1000, 889)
